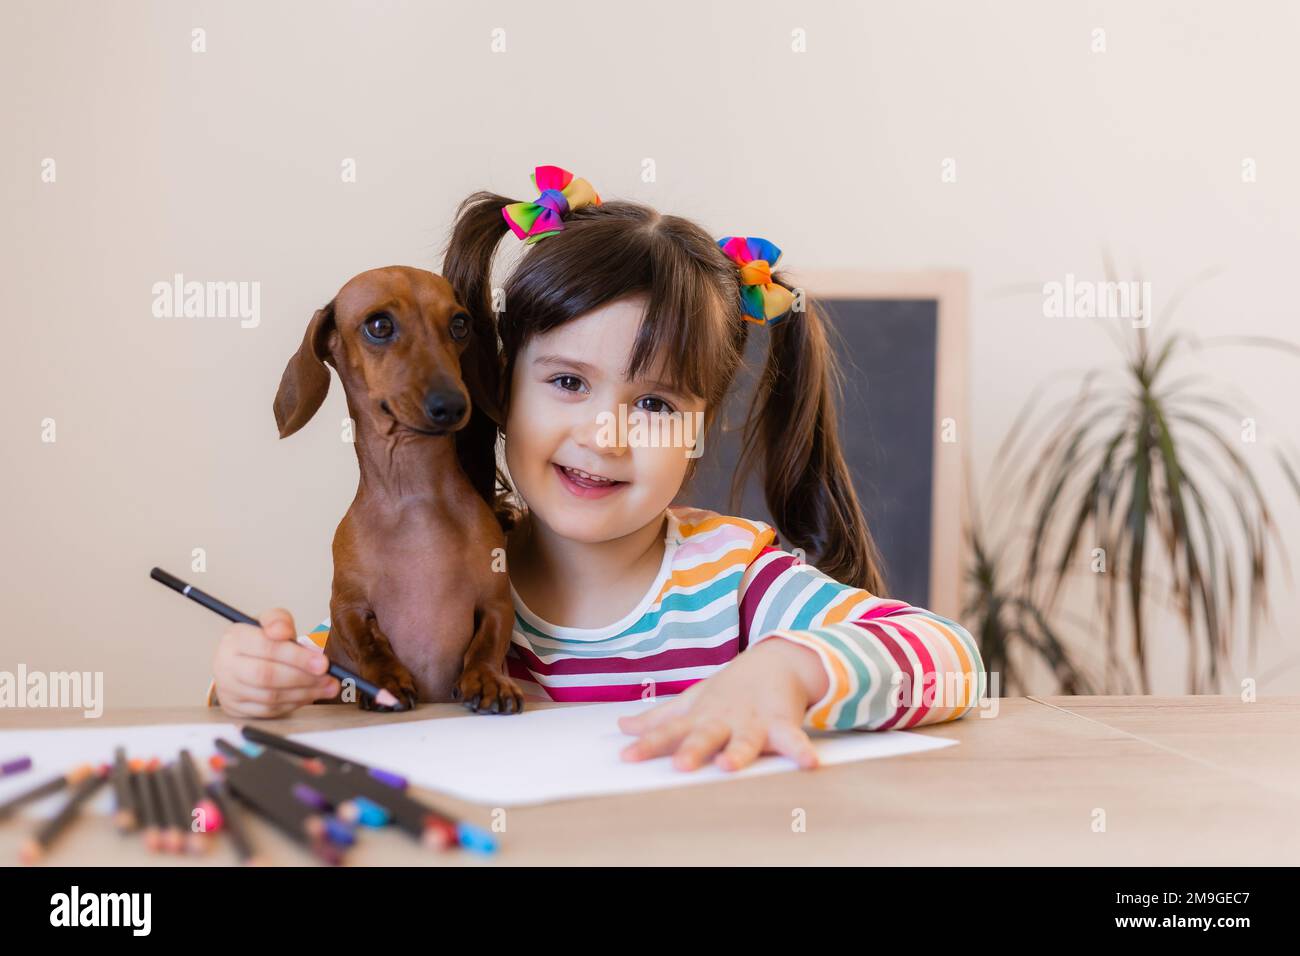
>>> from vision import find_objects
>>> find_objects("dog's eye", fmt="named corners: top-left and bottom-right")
top-left (449, 313), bottom-right (470, 340)
top-left (363, 314), bottom-right (395, 341)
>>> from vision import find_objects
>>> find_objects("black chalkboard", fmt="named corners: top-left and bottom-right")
top-left (682, 298), bottom-right (939, 605)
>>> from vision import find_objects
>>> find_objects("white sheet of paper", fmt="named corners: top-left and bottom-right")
top-left (291, 699), bottom-right (958, 806)
top-left (0, 703), bottom-right (958, 818)
top-left (0, 723), bottom-right (240, 820)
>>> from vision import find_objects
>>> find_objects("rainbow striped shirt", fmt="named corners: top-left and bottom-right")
top-left (212, 506), bottom-right (986, 731)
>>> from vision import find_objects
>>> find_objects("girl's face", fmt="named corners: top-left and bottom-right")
top-left (504, 295), bottom-right (707, 544)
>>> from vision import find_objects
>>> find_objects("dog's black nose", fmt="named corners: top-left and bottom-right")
top-left (423, 389), bottom-right (466, 428)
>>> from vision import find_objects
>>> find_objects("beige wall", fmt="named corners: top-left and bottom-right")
top-left (2, 0), bottom-right (1297, 707)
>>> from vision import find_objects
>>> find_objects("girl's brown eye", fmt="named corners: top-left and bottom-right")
top-left (550, 375), bottom-right (584, 392)
top-left (638, 396), bottom-right (675, 415)
top-left (450, 314), bottom-right (469, 340)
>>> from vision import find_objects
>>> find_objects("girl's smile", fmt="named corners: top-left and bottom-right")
top-left (553, 461), bottom-right (628, 498)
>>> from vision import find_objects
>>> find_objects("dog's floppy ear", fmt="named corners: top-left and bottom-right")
top-left (459, 312), bottom-right (505, 428)
top-left (455, 311), bottom-right (506, 508)
top-left (273, 301), bottom-right (337, 438)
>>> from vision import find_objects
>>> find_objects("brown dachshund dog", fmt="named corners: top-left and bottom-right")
top-left (273, 266), bottom-right (523, 714)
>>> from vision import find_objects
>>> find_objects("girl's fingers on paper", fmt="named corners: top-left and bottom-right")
top-left (714, 725), bottom-right (766, 771)
top-left (767, 720), bottom-right (819, 770)
top-left (672, 718), bottom-right (733, 771)
top-left (617, 694), bottom-right (691, 734)
top-left (620, 715), bottom-right (692, 761)
top-left (232, 654), bottom-right (328, 691)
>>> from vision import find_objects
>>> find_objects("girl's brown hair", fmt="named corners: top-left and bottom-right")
top-left (442, 190), bottom-right (887, 594)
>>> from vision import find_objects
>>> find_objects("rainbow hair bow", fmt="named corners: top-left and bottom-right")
top-left (717, 236), bottom-right (796, 325)
top-left (502, 166), bottom-right (602, 244)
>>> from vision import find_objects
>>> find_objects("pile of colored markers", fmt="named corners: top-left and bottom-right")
top-left (0, 727), bottom-right (496, 865)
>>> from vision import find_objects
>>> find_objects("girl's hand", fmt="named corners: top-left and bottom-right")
top-left (212, 608), bottom-right (339, 718)
top-left (617, 638), bottom-right (830, 772)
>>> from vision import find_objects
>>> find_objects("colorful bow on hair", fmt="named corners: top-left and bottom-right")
top-left (502, 166), bottom-right (602, 244)
top-left (717, 236), bottom-right (796, 325)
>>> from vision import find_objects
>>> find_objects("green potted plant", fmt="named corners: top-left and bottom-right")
top-left (973, 264), bottom-right (1300, 694)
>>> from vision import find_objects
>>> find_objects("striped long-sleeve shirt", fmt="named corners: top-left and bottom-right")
top-left (208, 505), bottom-right (985, 730)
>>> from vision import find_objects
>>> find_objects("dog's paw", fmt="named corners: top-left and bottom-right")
top-left (453, 663), bottom-right (525, 715)
top-left (358, 661), bottom-right (420, 712)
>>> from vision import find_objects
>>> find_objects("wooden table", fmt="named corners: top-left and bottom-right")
top-left (2, 696), bottom-right (1296, 865)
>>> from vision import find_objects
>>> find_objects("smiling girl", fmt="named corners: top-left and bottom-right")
top-left (210, 166), bottom-right (986, 773)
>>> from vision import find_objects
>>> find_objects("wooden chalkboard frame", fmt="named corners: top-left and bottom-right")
top-left (789, 270), bottom-right (970, 619)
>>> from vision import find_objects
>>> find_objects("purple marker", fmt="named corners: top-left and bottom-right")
top-left (1, 756), bottom-right (32, 778)
top-left (324, 817), bottom-right (356, 846)
top-left (368, 768), bottom-right (407, 790)
top-left (292, 782), bottom-right (331, 811)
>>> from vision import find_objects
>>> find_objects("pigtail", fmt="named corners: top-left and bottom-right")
top-left (441, 190), bottom-right (521, 531)
top-left (731, 291), bottom-right (888, 595)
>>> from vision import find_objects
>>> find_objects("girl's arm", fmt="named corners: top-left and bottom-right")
top-left (740, 546), bottom-right (986, 731)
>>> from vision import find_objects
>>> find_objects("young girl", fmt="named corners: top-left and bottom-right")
top-left (210, 166), bottom-right (986, 773)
